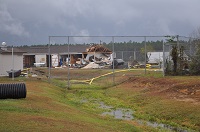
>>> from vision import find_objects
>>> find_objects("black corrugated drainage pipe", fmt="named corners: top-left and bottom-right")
top-left (0, 83), bottom-right (26, 99)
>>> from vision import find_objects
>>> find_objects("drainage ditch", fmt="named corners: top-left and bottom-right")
top-left (80, 99), bottom-right (194, 132)
top-left (98, 102), bottom-right (193, 132)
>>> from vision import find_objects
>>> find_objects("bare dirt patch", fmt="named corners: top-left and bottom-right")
top-left (122, 76), bottom-right (200, 104)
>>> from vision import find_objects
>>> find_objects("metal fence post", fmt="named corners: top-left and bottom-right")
top-left (163, 40), bottom-right (165, 77)
top-left (112, 36), bottom-right (115, 85)
top-left (67, 36), bottom-right (70, 90)
top-left (144, 36), bottom-right (147, 75)
top-left (48, 36), bottom-right (51, 82)
top-left (12, 46), bottom-right (14, 80)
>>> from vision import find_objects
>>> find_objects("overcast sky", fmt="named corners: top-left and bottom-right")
top-left (0, 0), bottom-right (200, 46)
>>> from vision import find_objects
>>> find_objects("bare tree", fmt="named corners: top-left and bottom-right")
top-left (189, 27), bottom-right (200, 75)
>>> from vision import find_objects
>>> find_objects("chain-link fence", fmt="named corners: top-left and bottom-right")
top-left (4, 35), bottom-right (198, 85)
top-left (48, 36), bottom-right (166, 87)
top-left (45, 35), bottom-right (197, 89)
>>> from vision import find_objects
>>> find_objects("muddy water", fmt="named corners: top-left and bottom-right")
top-left (80, 99), bottom-right (193, 132)
top-left (102, 109), bottom-right (133, 120)
top-left (136, 120), bottom-right (191, 132)
top-left (99, 102), bottom-right (134, 120)
top-left (98, 102), bottom-right (193, 132)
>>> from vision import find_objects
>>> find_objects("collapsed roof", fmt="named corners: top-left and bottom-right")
top-left (86, 44), bottom-right (112, 53)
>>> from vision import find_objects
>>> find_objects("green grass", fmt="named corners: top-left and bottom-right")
top-left (0, 78), bottom-right (142, 132)
top-left (1, 69), bottom-right (199, 131)
top-left (104, 80), bottom-right (200, 131)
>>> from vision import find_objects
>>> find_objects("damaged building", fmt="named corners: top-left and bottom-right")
top-left (82, 44), bottom-right (113, 69)
top-left (20, 44), bottom-right (113, 69)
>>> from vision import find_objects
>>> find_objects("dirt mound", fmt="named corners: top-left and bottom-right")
top-left (122, 76), bottom-right (200, 103)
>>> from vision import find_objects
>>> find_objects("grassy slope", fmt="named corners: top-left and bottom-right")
top-left (105, 76), bottom-right (200, 131)
top-left (1, 69), bottom-right (200, 132)
top-left (0, 78), bottom-right (139, 132)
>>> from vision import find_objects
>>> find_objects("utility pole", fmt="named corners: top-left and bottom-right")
top-left (12, 45), bottom-right (14, 80)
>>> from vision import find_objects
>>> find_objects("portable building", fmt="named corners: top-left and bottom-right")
top-left (0, 43), bottom-right (25, 76)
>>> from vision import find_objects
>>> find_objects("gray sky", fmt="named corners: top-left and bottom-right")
top-left (0, 0), bottom-right (200, 46)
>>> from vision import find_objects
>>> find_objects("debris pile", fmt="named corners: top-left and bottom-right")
top-left (86, 44), bottom-right (112, 53)
top-left (82, 62), bottom-right (102, 69)
top-left (82, 44), bottom-right (112, 69)
top-left (52, 44), bottom-right (125, 69)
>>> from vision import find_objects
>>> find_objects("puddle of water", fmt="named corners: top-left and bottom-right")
top-left (102, 109), bottom-right (134, 120)
top-left (137, 120), bottom-right (191, 132)
top-left (99, 102), bottom-right (113, 109)
top-left (79, 100), bottom-right (193, 132)
top-left (80, 99), bottom-right (88, 103)
top-left (99, 102), bottom-right (192, 132)
top-left (99, 102), bottom-right (134, 120)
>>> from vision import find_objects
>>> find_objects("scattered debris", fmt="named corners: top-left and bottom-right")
top-left (34, 63), bottom-right (45, 67)
top-left (86, 44), bottom-right (112, 53)
top-left (60, 44), bottom-right (113, 69)
top-left (31, 74), bottom-right (38, 77)
top-left (82, 62), bottom-right (102, 69)
top-left (111, 59), bottom-right (125, 68)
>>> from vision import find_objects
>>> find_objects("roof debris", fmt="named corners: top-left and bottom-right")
top-left (86, 44), bottom-right (112, 53)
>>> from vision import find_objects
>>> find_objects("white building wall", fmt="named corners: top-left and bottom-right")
top-left (0, 54), bottom-right (23, 76)
top-left (52, 54), bottom-right (59, 67)
top-left (147, 52), bottom-right (169, 64)
top-left (35, 55), bottom-right (46, 64)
